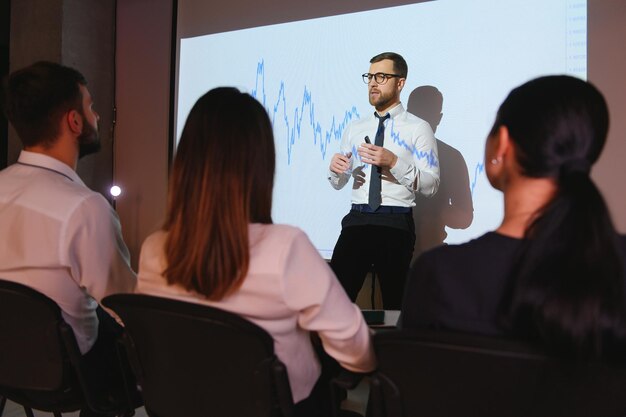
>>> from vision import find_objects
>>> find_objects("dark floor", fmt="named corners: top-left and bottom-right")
top-left (2, 380), bottom-right (369, 416)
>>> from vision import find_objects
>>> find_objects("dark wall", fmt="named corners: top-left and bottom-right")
top-left (115, 0), bottom-right (172, 267)
top-left (7, 0), bottom-right (116, 198)
top-left (0, 0), bottom-right (9, 169)
top-left (62, 0), bottom-right (116, 196)
top-left (589, 0), bottom-right (626, 231)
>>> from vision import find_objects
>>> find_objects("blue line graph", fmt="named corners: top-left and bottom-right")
top-left (470, 161), bottom-right (485, 195)
top-left (251, 59), bottom-right (360, 164)
top-left (250, 59), bottom-right (484, 196)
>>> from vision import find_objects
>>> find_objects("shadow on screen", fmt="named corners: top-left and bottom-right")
top-left (407, 85), bottom-right (474, 260)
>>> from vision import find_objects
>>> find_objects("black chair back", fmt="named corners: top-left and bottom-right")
top-left (0, 279), bottom-right (132, 416)
top-left (370, 329), bottom-right (626, 417)
top-left (103, 293), bottom-right (294, 417)
top-left (0, 280), bottom-right (70, 391)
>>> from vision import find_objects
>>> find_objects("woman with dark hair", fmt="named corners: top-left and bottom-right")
top-left (401, 75), bottom-right (626, 360)
top-left (137, 87), bottom-right (375, 415)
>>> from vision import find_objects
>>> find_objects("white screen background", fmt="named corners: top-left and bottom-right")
top-left (176, 0), bottom-right (587, 258)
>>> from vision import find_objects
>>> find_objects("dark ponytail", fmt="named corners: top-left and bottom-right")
top-left (496, 76), bottom-right (626, 360)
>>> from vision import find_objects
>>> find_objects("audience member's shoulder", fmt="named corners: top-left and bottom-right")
top-left (250, 223), bottom-right (306, 237)
top-left (142, 229), bottom-right (167, 250)
top-left (248, 224), bottom-right (320, 273)
top-left (25, 161), bottom-right (103, 203)
top-left (66, 187), bottom-right (114, 217)
top-left (250, 223), bottom-right (307, 241)
top-left (419, 232), bottom-right (520, 263)
top-left (140, 230), bottom-right (167, 264)
top-left (21, 169), bottom-right (111, 221)
top-left (138, 230), bottom-right (168, 273)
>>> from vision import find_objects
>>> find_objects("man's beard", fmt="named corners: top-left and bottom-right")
top-left (78, 113), bottom-right (101, 159)
top-left (369, 89), bottom-right (397, 111)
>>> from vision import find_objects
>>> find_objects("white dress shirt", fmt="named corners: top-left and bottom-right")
top-left (0, 151), bottom-right (137, 354)
top-left (137, 223), bottom-right (375, 402)
top-left (328, 103), bottom-right (440, 206)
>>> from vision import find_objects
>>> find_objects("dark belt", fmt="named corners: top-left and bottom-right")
top-left (351, 204), bottom-right (411, 214)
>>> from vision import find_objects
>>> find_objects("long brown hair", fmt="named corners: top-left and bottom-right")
top-left (164, 87), bottom-right (275, 300)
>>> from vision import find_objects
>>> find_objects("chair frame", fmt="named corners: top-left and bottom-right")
top-left (103, 293), bottom-right (295, 417)
top-left (370, 328), bottom-right (626, 417)
top-left (0, 279), bottom-right (134, 417)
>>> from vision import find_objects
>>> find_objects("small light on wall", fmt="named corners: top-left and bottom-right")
top-left (110, 185), bottom-right (122, 198)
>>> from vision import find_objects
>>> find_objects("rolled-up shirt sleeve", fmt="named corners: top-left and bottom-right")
top-left (389, 120), bottom-right (440, 197)
top-left (328, 124), bottom-right (354, 190)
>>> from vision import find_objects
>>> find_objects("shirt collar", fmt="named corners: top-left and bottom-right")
top-left (17, 150), bottom-right (84, 185)
top-left (375, 102), bottom-right (404, 120)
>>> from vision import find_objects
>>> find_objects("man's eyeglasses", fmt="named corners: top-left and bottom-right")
top-left (362, 72), bottom-right (402, 85)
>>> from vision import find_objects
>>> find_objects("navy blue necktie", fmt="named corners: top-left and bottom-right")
top-left (368, 113), bottom-right (390, 211)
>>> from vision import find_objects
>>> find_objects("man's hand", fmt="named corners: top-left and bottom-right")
top-left (357, 144), bottom-right (398, 168)
top-left (330, 152), bottom-right (352, 174)
top-left (352, 166), bottom-right (366, 188)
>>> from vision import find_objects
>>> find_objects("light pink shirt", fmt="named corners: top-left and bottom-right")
top-left (137, 223), bottom-right (375, 402)
top-left (0, 151), bottom-right (137, 353)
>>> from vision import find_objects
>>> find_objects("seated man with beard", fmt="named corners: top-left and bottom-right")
top-left (0, 61), bottom-right (137, 416)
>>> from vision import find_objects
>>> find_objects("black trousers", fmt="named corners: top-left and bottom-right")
top-left (330, 215), bottom-right (415, 310)
top-left (79, 307), bottom-right (140, 416)
top-left (293, 335), bottom-right (347, 417)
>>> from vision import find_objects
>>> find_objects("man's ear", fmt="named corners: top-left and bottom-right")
top-left (397, 77), bottom-right (406, 92)
top-left (66, 109), bottom-right (83, 135)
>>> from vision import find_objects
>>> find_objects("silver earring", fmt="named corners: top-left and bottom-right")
top-left (490, 158), bottom-right (500, 165)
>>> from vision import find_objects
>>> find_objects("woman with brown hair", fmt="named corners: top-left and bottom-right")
top-left (137, 87), bottom-right (374, 415)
